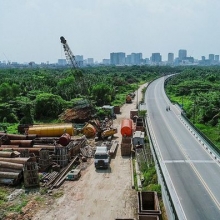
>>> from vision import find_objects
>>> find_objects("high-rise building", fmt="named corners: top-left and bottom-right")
top-left (151, 53), bottom-right (162, 63)
top-left (178, 49), bottom-right (187, 60)
top-left (131, 53), bottom-right (142, 65)
top-left (75, 55), bottom-right (84, 67)
top-left (126, 53), bottom-right (142, 65)
top-left (209, 54), bottom-right (215, 61)
top-left (126, 55), bottom-right (131, 64)
top-left (214, 55), bottom-right (219, 61)
top-left (102, 59), bottom-right (110, 65)
top-left (110, 52), bottom-right (126, 65)
top-left (58, 59), bottom-right (67, 66)
top-left (201, 56), bottom-right (205, 61)
top-left (168, 53), bottom-right (174, 63)
top-left (87, 58), bottom-right (94, 65)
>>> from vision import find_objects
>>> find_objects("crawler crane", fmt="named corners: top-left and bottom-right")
top-left (60, 36), bottom-right (78, 69)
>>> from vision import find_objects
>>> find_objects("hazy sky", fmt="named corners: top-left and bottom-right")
top-left (1, 0), bottom-right (220, 63)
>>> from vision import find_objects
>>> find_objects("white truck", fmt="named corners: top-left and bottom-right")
top-left (94, 146), bottom-right (110, 169)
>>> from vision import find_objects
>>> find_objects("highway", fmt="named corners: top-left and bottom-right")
top-left (145, 76), bottom-right (220, 219)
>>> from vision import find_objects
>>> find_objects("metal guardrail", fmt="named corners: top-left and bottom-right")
top-left (145, 116), bottom-right (179, 220)
top-left (181, 112), bottom-right (220, 156)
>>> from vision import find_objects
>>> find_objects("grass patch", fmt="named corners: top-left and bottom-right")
top-left (0, 187), bottom-right (10, 206)
top-left (52, 191), bottom-right (64, 199)
top-left (35, 196), bottom-right (45, 203)
top-left (195, 123), bottom-right (220, 149)
top-left (7, 199), bottom-right (28, 213)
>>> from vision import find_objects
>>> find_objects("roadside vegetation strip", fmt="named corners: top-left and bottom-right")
top-left (165, 66), bottom-right (220, 150)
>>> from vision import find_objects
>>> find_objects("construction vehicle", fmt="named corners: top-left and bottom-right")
top-left (85, 120), bottom-right (117, 140)
top-left (94, 146), bottom-right (110, 169)
top-left (60, 36), bottom-right (84, 95)
top-left (60, 36), bottom-right (78, 69)
top-left (126, 95), bottom-right (132, 103)
top-left (101, 128), bottom-right (117, 139)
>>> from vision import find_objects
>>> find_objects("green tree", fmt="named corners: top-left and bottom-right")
top-left (34, 93), bottom-right (65, 119)
top-left (91, 83), bottom-right (113, 106)
top-left (0, 83), bottom-right (13, 102)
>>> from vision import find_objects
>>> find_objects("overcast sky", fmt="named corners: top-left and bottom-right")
top-left (1, 0), bottom-right (220, 63)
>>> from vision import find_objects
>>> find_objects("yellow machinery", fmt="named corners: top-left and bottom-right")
top-left (101, 128), bottom-right (117, 139)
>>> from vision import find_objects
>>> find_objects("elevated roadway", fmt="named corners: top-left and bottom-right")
top-left (145, 76), bottom-right (220, 219)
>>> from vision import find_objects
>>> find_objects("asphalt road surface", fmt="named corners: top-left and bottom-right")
top-left (145, 76), bottom-right (220, 220)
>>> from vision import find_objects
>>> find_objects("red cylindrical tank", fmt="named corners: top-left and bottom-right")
top-left (58, 133), bottom-right (71, 146)
top-left (120, 119), bottom-right (133, 137)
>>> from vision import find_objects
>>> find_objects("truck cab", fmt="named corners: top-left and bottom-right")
top-left (94, 146), bottom-right (110, 169)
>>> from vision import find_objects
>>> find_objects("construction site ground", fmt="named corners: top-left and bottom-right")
top-left (28, 83), bottom-right (148, 220)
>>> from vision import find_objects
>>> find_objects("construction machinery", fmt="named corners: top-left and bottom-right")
top-left (88, 120), bottom-right (117, 140)
top-left (126, 95), bottom-right (132, 103)
top-left (60, 36), bottom-right (78, 69)
top-left (101, 128), bottom-right (117, 139)
top-left (82, 119), bottom-right (117, 140)
top-left (60, 36), bottom-right (83, 79)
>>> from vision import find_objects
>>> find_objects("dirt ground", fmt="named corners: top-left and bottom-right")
top-left (31, 83), bottom-right (148, 220)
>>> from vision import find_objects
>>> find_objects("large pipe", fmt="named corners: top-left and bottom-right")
top-left (0, 161), bottom-right (23, 170)
top-left (0, 145), bottom-right (19, 148)
top-left (33, 145), bottom-right (55, 150)
top-left (28, 124), bottom-right (74, 137)
top-left (10, 140), bottom-right (33, 148)
top-left (0, 148), bottom-right (41, 154)
top-left (0, 157), bottom-right (30, 164)
top-left (3, 134), bottom-right (27, 140)
top-left (26, 134), bottom-right (37, 140)
top-left (0, 167), bottom-right (22, 173)
top-left (0, 151), bottom-right (15, 158)
top-left (0, 172), bottom-right (20, 179)
top-left (0, 133), bottom-right (37, 140)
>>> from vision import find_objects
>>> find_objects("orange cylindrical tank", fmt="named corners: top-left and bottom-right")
top-left (83, 124), bottom-right (96, 138)
top-left (28, 125), bottom-right (73, 137)
top-left (58, 133), bottom-right (71, 146)
top-left (121, 119), bottom-right (133, 137)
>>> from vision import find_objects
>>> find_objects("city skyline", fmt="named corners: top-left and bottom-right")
top-left (1, 0), bottom-right (220, 63)
top-left (1, 49), bottom-right (218, 65)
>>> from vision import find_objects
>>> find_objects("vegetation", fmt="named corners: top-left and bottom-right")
top-left (0, 65), bottom-right (179, 130)
top-left (165, 66), bottom-right (220, 148)
top-left (0, 65), bottom-right (178, 216)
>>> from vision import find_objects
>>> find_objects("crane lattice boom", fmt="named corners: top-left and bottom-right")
top-left (60, 36), bottom-right (78, 68)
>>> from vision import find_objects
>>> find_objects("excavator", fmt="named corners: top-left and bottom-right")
top-left (82, 119), bottom-right (117, 140)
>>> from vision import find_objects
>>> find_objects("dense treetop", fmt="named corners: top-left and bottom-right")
top-left (0, 65), bottom-right (179, 123)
